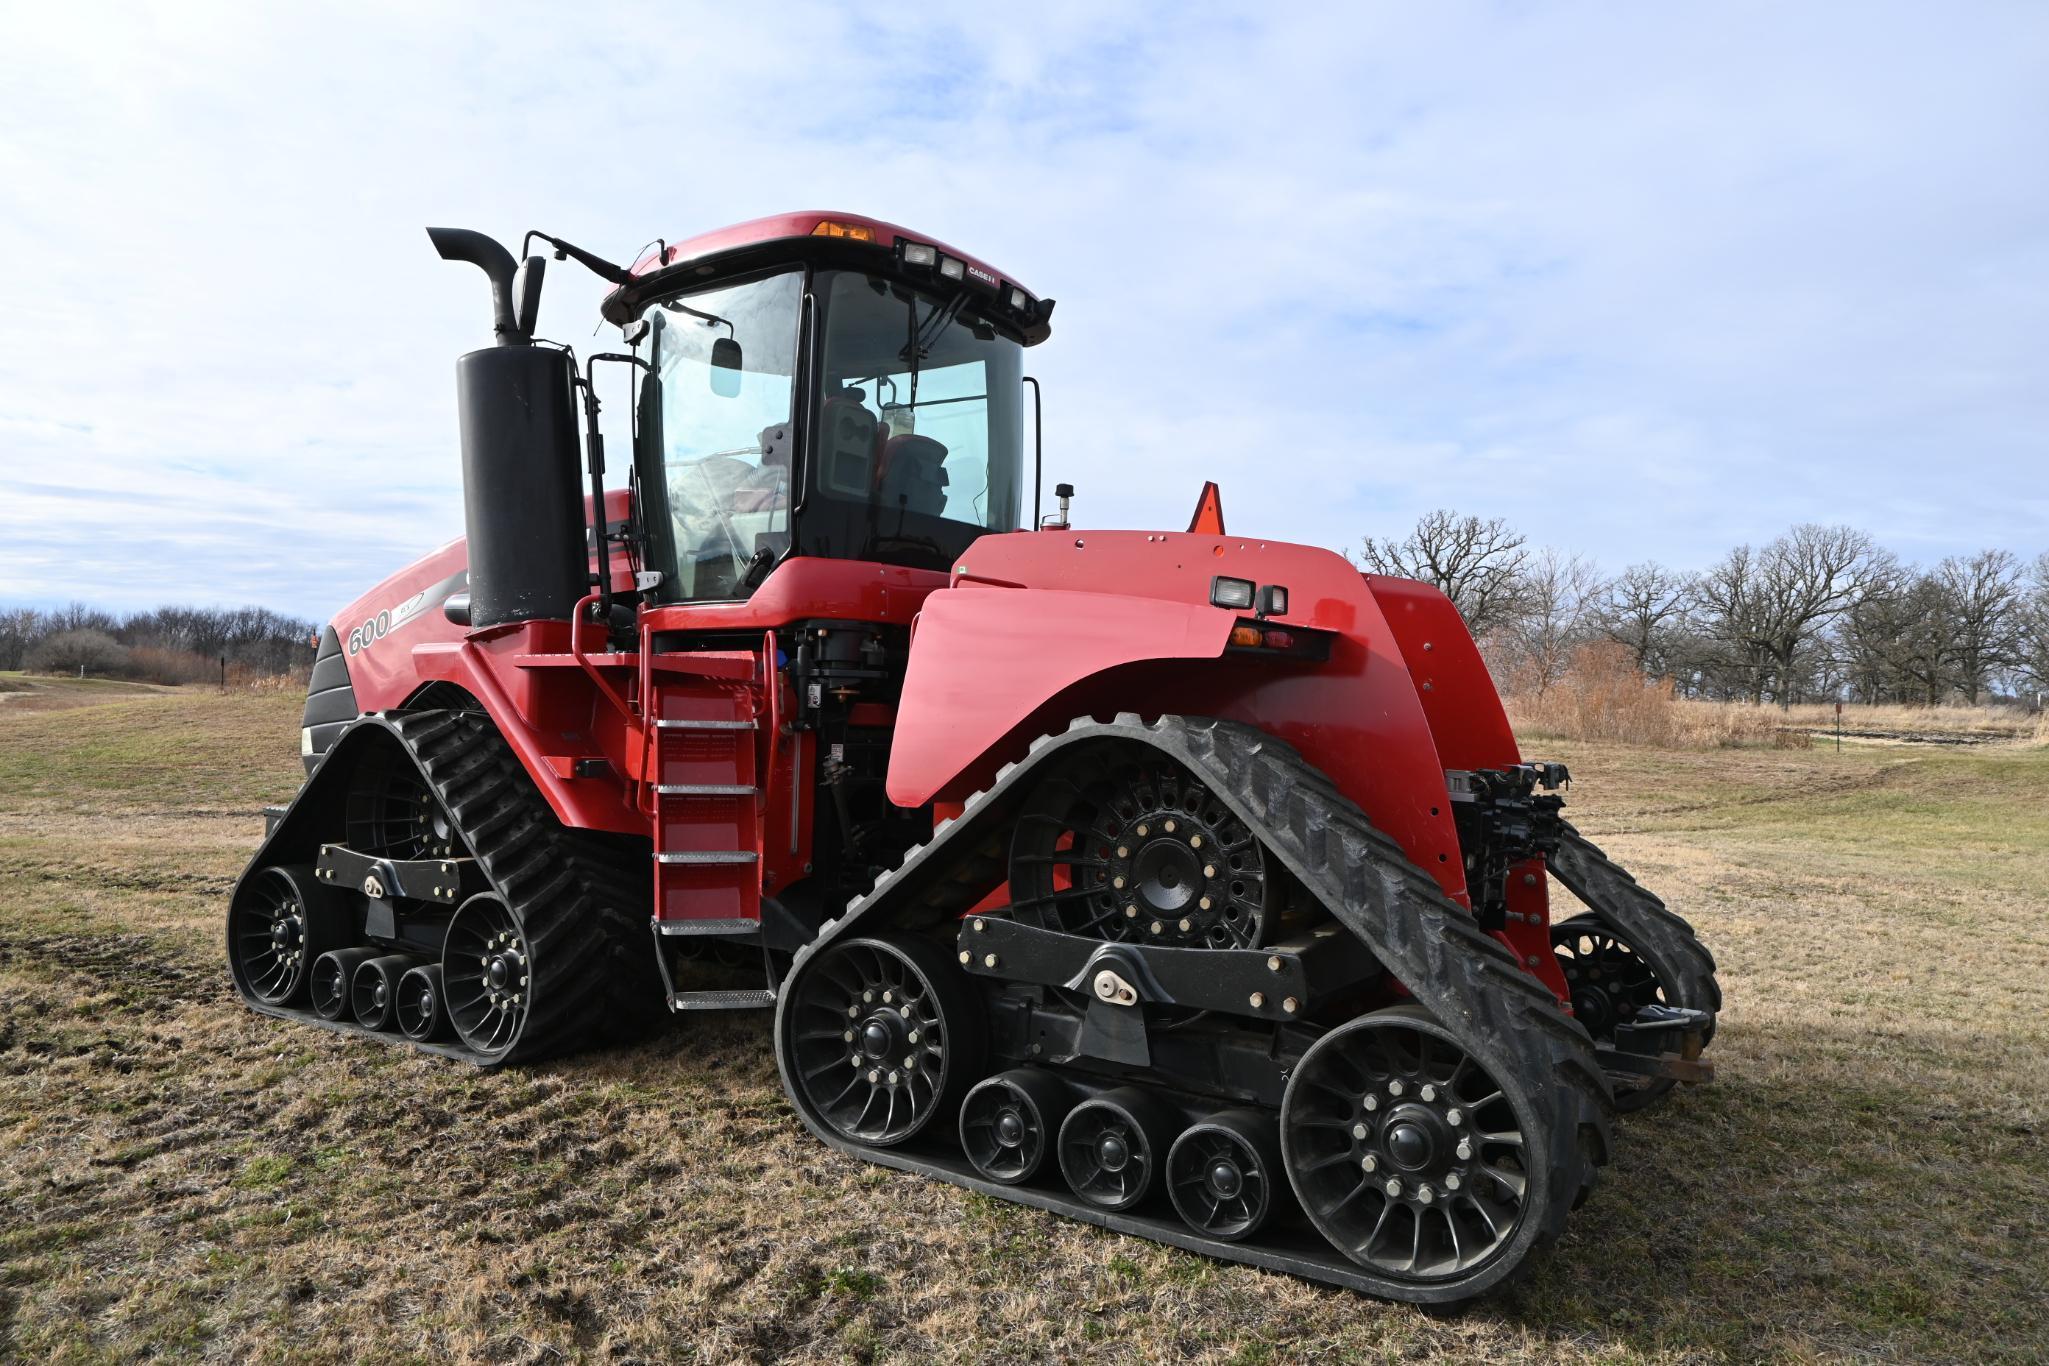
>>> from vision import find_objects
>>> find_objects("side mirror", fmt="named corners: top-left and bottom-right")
top-left (710, 336), bottom-right (743, 398)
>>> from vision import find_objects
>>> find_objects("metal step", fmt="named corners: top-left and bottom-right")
top-left (654, 918), bottom-right (761, 936)
top-left (668, 988), bottom-right (776, 1012)
top-left (654, 850), bottom-right (758, 865)
top-left (653, 783), bottom-right (759, 796)
top-left (655, 718), bottom-right (756, 730)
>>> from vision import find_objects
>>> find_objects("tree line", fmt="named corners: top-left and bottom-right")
top-left (0, 603), bottom-right (317, 684)
top-left (1357, 511), bottom-right (2049, 707)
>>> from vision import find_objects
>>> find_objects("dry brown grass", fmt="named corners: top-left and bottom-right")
top-left (2, 692), bottom-right (2046, 1362)
top-left (1509, 645), bottom-right (1804, 749)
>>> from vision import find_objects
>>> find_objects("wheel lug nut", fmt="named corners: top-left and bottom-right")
top-left (1420, 1084), bottom-right (1437, 1102)
top-left (1163, 820), bottom-right (1176, 833)
top-left (1149, 922), bottom-right (1163, 935)
top-left (958, 951), bottom-right (972, 965)
top-left (1387, 1080), bottom-right (1404, 1097)
top-left (1177, 918), bottom-right (1191, 932)
top-left (1352, 1123), bottom-right (1368, 1140)
top-left (882, 990), bottom-right (894, 1003)
top-left (863, 990), bottom-right (874, 1003)
top-left (1446, 1108), bottom-right (1463, 1127)
top-left (902, 1056), bottom-right (916, 1070)
top-left (1202, 865), bottom-right (1216, 878)
top-left (1456, 1139), bottom-right (1473, 1161)
top-left (843, 1030), bottom-right (854, 1043)
top-left (888, 1071), bottom-right (900, 1084)
top-left (1198, 896), bottom-right (1213, 911)
top-left (1124, 905), bottom-right (1138, 919)
top-left (867, 1069), bottom-right (880, 1083)
top-left (907, 1030), bottom-right (919, 1044)
top-left (1384, 1178), bottom-right (1402, 1197)
top-left (849, 1005), bottom-right (861, 1017)
top-left (1189, 835), bottom-right (1203, 848)
top-left (1418, 1185), bottom-right (1435, 1204)
top-left (1363, 1095), bottom-right (1379, 1112)
top-left (1135, 825), bottom-right (1148, 837)
top-left (1112, 877), bottom-right (1126, 890)
top-left (1361, 1154), bottom-right (1378, 1172)
top-left (1445, 1172), bottom-right (1462, 1191)
top-left (1117, 846), bottom-right (1130, 858)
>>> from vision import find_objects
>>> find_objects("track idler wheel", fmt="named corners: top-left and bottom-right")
top-left (351, 954), bottom-right (421, 1031)
top-left (785, 934), bottom-right (983, 1147)
top-left (310, 947), bottom-right (379, 1022)
top-left (227, 864), bottom-right (347, 1007)
top-left (1282, 1005), bottom-right (1550, 1296)
top-left (442, 891), bottom-right (535, 1062)
top-left (960, 1069), bottom-right (1073, 1186)
top-left (1551, 913), bottom-right (1683, 1112)
top-left (395, 964), bottom-right (451, 1042)
top-left (1168, 1109), bottom-right (1286, 1242)
top-left (1058, 1086), bottom-right (1178, 1212)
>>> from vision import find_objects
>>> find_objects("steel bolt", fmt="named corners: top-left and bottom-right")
top-left (867, 1069), bottom-right (880, 1083)
top-left (1446, 1108), bottom-right (1462, 1127)
top-left (1352, 1122), bottom-right (1368, 1140)
top-left (1150, 921), bottom-right (1164, 935)
top-left (1198, 896), bottom-right (1213, 911)
top-left (1364, 1095), bottom-right (1380, 1112)
top-left (850, 1056), bottom-right (862, 1068)
top-left (1384, 1178), bottom-right (1402, 1197)
top-left (1388, 1079), bottom-right (1405, 1097)
top-left (1203, 864), bottom-right (1217, 878)
top-left (1135, 825), bottom-right (1148, 837)
top-left (1267, 956), bottom-right (1283, 972)
top-left (1190, 835), bottom-right (1203, 848)
top-left (1282, 997), bottom-right (1299, 1014)
top-left (887, 1070), bottom-right (900, 1084)
top-left (1113, 876), bottom-right (1126, 890)
top-left (907, 1030), bottom-right (919, 1044)
top-left (1361, 1154), bottom-right (1378, 1172)
top-left (1164, 820), bottom-right (1177, 833)
top-left (863, 990), bottom-right (875, 1003)
top-left (900, 1005), bottom-right (914, 1018)
top-left (1523, 873), bottom-right (1539, 887)
top-left (973, 918), bottom-right (986, 933)
top-left (984, 953), bottom-right (999, 969)
top-left (902, 1056), bottom-right (916, 1070)
top-left (1456, 1139), bottom-right (1473, 1161)
top-left (958, 951), bottom-right (972, 965)
top-left (843, 1030), bottom-right (854, 1043)
top-left (882, 990), bottom-right (894, 1004)
top-left (1118, 846), bottom-right (1130, 858)
top-left (1177, 917), bottom-right (1192, 932)
top-left (1249, 992), bottom-right (1266, 1009)
top-left (1445, 1171), bottom-right (1462, 1191)
top-left (1420, 1084), bottom-right (1437, 1102)
top-left (1125, 905), bottom-right (1139, 918)
top-left (1417, 1185), bottom-right (1435, 1205)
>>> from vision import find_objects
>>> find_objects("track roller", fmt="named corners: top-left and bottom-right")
top-left (1058, 1086), bottom-right (1178, 1212)
top-left (1167, 1109), bottom-right (1285, 1242)
top-left (395, 963), bottom-right (451, 1042)
top-left (351, 954), bottom-right (422, 1031)
top-left (311, 947), bottom-right (379, 1021)
top-left (227, 863), bottom-right (347, 1007)
top-left (960, 1068), bottom-right (1073, 1185)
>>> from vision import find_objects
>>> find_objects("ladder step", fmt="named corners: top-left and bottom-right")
top-left (668, 989), bottom-right (777, 1012)
top-left (655, 850), bottom-right (758, 865)
top-left (653, 918), bottom-right (760, 936)
top-left (654, 783), bottom-right (759, 796)
top-left (655, 718), bottom-right (756, 730)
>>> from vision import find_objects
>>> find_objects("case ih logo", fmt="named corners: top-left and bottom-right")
top-left (345, 570), bottom-right (467, 656)
top-left (967, 263), bottom-right (999, 289)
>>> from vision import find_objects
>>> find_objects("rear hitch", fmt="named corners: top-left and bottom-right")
top-left (1597, 1003), bottom-right (1715, 1091)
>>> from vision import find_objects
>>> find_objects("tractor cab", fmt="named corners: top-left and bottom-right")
top-left (602, 214), bottom-right (1048, 602)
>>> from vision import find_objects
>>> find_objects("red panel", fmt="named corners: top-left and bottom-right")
top-left (641, 557), bottom-right (948, 635)
top-left (621, 210), bottom-right (1036, 299)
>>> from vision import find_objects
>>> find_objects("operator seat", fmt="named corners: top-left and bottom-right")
top-left (875, 433), bottom-right (949, 516)
top-left (818, 389), bottom-right (880, 495)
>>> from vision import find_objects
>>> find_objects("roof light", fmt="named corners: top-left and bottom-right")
top-left (1007, 286), bottom-right (1029, 311)
top-left (902, 241), bottom-right (938, 267)
top-left (1258, 584), bottom-right (1289, 617)
top-left (812, 220), bottom-right (876, 241)
top-left (1210, 576), bottom-right (1255, 611)
top-left (938, 255), bottom-right (966, 281)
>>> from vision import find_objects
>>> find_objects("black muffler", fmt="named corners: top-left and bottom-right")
top-left (429, 227), bottom-right (587, 630)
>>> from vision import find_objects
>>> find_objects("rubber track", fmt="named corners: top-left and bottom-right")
top-left (236, 710), bottom-right (658, 1065)
top-left (1549, 821), bottom-right (1721, 1040)
top-left (775, 714), bottom-right (1612, 1302)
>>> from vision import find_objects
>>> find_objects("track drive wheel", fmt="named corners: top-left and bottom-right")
top-left (784, 934), bottom-right (983, 1147)
top-left (1282, 1005), bottom-right (1561, 1299)
top-left (1551, 913), bottom-right (1685, 1113)
top-left (227, 864), bottom-right (346, 1006)
top-left (960, 1069), bottom-right (1072, 1185)
top-left (1168, 1109), bottom-right (1286, 1242)
top-left (441, 891), bottom-right (539, 1062)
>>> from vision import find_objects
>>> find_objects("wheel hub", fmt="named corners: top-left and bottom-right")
top-left (486, 956), bottom-right (512, 990)
top-left (1384, 1116), bottom-right (1437, 1171)
top-left (995, 1109), bottom-right (1026, 1147)
top-left (1096, 1131), bottom-right (1131, 1172)
top-left (1206, 1158), bottom-right (1245, 1199)
top-left (1133, 839), bottom-right (1201, 913)
top-left (859, 1013), bottom-right (905, 1061)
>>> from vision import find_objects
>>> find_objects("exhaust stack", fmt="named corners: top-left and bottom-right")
top-left (428, 227), bottom-right (587, 630)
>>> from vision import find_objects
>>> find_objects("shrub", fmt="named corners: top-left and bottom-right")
top-left (25, 629), bottom-right (129, 677)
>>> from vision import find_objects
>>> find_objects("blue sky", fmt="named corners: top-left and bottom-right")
top-left (2, 2), bottom-right (2045, 617)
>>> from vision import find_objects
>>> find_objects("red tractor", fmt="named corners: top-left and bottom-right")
top-left (229, 212), bottom-right (1717, 1303)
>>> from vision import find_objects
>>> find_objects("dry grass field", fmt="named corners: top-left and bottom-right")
top-left (2, 685), bottom-right (2046, 1363)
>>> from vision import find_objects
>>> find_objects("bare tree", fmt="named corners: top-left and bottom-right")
top-left (1694, 526), bottom-right (1874, 703)
top-left (1594, 563), bottom-right (1693, 676)
top-left (1494, 549), bottom-right (1605, 695)
top-left (1358, 510), bottom-right (1532, 636)
top-left (1934, 549), bottom-right (2025, 704)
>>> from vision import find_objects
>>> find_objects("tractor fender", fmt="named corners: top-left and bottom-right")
top-left (886, 585), bottom-right (1234, 808)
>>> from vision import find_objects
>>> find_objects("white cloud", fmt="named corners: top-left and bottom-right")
top-left (1, 0), bottom-right (2044, 614)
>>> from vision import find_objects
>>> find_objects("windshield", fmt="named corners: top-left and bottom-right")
top-left (807, 269), bottom-right (1023, 568)
top-left (638, 270), bottom-right (801, 601)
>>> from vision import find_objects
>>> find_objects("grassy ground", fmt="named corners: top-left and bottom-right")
top-left (1, 692), bottom-right (2045, 1363)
